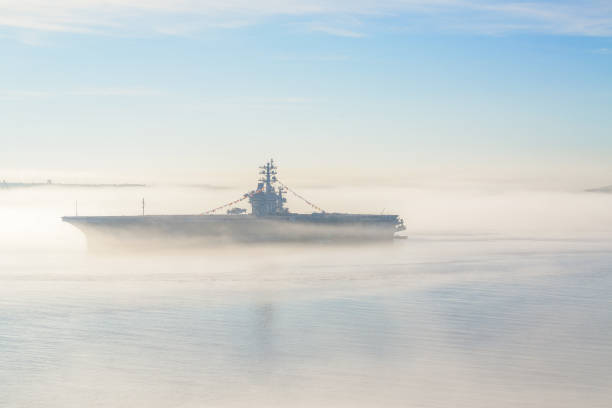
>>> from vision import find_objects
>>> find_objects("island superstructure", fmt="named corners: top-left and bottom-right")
top-left (63, 160), bottom-right (405, 247)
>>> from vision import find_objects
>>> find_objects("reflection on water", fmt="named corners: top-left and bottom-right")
top-left (1, 239), bottom-right (611, 408)
top-left (1, 187), bottom-right (612, 407)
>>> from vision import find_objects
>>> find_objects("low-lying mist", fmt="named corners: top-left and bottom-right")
top-left (2, 182), bottom-right (612, 408)
top-left (1, 182), bottom-right (611, 252)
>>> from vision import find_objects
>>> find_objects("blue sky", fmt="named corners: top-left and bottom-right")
top-left (1, 0), bottom-right (611, 185)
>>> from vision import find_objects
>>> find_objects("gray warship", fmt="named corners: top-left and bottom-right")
top-left (63, 160), bottom-right (405, 247)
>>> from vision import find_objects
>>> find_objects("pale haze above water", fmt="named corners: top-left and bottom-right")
top-left (1, 184), bottom-right (611, 407)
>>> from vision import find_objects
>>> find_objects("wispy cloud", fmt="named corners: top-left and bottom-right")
top-left (223, 96), bottom-right (316, 106)
top-left (0, 90), bottom-right (50, 100)
top-left (275, 54), bottom-right (350, 61)
top-left (474, 1), bottom-right (612, 36)
top-left (0, 1), bottom-right (611, 37)
top-left (0, 88), bottom-right (161, 100)
top-left (308, 24), bottom-right (365, 38)
top-left (592, 47), bottom-right (612, 54)
top-left (192, 96), bottom-right (318, 113)
top-left (67, 88), bottom-right (162, 96)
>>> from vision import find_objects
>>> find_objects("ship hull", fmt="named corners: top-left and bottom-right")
top-left (63, 214), bottom-right (401, 249)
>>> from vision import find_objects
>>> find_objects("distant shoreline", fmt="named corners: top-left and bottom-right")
top-left (585, 185), bottom-right (612, 193)
top-left (0, 182), bottom-right (147, 189)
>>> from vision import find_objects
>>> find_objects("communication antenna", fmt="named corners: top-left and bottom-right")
top-left (142, 198), bottom-right (145, 216)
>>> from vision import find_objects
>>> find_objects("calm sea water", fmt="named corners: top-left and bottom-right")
top-left (1, 187), bottom-right (611, 407)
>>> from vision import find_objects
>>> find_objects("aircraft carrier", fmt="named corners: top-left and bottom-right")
top-left (63, 160), bottom-right (405, 248)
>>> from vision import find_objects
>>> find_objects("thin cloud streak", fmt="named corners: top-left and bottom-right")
top-left (0, 88), bottom-right (161, 100)
top-left (274, 54), bottom-right (350, 61)
top-left (0, 90), bottom-right (50, 100)
top-left (192, 97), bottom-right (319, 114)
top-left (592, 47), bottom-right (612, 54)
top-left (308, 24), bottom-right (366, 38)
top-left (0, 1), bottom-right (611, 37)
top-left (67, 88), bottom-right (162, 96)
top-left (477, 1), bottom-right (612, 36)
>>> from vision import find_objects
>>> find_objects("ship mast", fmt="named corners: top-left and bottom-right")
top-left (249, 159), bottom-right (287, 216)
top-left (260, 159), bottom-right (277, 193)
